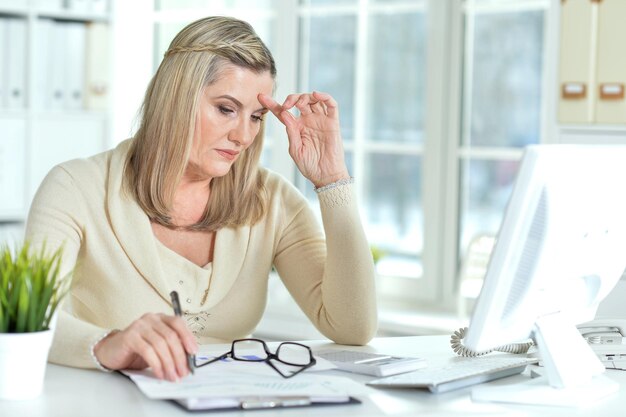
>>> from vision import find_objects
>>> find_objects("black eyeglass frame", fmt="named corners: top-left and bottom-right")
top-left (194, 338), bottom-right (317, 378)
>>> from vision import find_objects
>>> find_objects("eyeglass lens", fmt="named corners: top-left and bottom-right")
top-left (232, 339), bottom-right (269, 361)
top-left (275, 343), bottom-right (312, 366)
top-left (231, 340), bottom-right (312, 366)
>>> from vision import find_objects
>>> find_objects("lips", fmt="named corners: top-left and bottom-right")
top-left (215, 149), bottom-right (239, 161)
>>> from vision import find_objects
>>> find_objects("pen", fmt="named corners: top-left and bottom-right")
top-left (170, 290), bottom-right (195, 375)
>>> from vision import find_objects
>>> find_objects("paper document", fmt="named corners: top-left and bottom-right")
top-left (122, 350), bottom-right (372, 401)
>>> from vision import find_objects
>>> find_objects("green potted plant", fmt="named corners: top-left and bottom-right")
top-left (0, 242), bottom-right (70, 400)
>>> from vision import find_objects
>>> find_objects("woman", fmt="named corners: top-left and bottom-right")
top-left (25, 16), bottom-right (376, 382)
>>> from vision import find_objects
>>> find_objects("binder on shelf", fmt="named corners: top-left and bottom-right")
top-left (85, 22), bottom-right (110, 110)
top-left (594, 0), bottom-right (626, 124)
top-left (6, 18), bottom-right (26, 110)
top-left (90, 0), bottom-right (108, 14)
top-left (35, 0), bottom-right (64, 13)
top-left (558, 0), bottom-right (594, 123)
top-left (48, 21), bottom-right (66, 110)
top-left (64, 22), bottom-right (86, 110)
top-left (559, 0), bottom-right (626, 124)
top-left (0, 0), bottom-right (28, 9)
top-left (0, 18), bottom-right (7, 109)
top-left (34, 18), bottom-right (53, 110)
top-left (64, 0), bottom-right (90, 13)
top-left (0, 120), bottom-right (26, 214)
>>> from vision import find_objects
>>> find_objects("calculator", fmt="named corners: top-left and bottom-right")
top-left (316, 349), bottom-right (427, 377)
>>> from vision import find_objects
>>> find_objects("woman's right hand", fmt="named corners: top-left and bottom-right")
top-left (93, 313), bottom-right (198, 381)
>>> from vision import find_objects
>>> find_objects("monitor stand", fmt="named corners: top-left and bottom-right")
top-left (471, 314), bottom-right (619, 407)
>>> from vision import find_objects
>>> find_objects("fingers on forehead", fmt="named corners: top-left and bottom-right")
top-left (282, 92), bottom-right (338, 112)
top-left (313, 92), bottom-right (337, 108)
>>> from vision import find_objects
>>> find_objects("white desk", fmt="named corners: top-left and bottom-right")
top-left (2, 336), bottom-right (626, 417)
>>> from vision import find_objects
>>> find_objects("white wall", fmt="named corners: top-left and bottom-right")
top-left (111, 0), bottom-right (153, 145)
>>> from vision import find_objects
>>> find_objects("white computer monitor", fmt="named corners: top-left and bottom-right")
top-left (464, 144), bottom-right (626, 407)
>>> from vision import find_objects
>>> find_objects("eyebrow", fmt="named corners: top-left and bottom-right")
top-left (216, 94), bottom-right (268, 113)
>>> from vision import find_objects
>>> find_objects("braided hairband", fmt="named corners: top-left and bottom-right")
top-left (164, 44), bottom-right (221, 57)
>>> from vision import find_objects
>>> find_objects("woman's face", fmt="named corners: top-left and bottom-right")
top-left (188, 64), bottom-right (274, 181)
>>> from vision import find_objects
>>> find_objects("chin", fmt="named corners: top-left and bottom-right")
top-left (204, 163), bottom-right (234, 179)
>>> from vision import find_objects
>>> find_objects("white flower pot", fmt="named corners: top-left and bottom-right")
top-left (0, 329), bottom-right (54, 400)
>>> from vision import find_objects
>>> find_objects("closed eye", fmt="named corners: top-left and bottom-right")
top-left (218, 105), bottom-right (234, 115)
top-left (253, 109), bottom-right (269, 123)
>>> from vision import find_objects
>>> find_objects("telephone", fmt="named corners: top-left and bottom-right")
top-left (577, 318), bottom-right (626, 370)
top-left (450, 319), bottom-right (626, 371)
top-left (577, 318), bottom-right (626, 345)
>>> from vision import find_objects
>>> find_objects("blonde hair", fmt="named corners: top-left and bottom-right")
top-left (124, 16), bottom-right (276, 231)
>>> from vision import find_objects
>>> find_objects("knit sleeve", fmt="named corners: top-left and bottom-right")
top-left (25, 165), bottom-right (108, 368)
top-left (273, 182), bottom-right (377, 345)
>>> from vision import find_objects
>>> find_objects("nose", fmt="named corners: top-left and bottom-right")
top-left (228, 119), bottom-right (255, 147)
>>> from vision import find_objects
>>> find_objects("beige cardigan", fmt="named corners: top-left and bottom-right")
top-left (25, 140), bottom-right (377, 369)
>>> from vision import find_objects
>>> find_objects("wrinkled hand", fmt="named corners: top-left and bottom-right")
top-left (93, 313), bottom-right (198, 381)
top-left (258, 91), bottom-right (350, 188)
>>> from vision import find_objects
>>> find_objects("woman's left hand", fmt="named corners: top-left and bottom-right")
top-left (258, 91), bottom-right (350, 188)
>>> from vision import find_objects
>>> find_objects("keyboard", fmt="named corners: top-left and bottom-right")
top-left (367, 355), bottom-right (538, 394)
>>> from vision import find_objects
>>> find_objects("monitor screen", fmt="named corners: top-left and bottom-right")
top-left (463, 144), bottom-right (626, 406)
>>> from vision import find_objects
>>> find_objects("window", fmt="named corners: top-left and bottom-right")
top-left (456, 0), bottom-right (548, 268)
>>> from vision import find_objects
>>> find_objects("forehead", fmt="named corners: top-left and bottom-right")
top-left (205, 64), bottom-right (274, 104)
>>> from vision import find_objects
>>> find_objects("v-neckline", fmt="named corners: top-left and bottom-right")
top-left (152, 230), bottom-right (216, 270)
top-left (106, 139), bottom-right (251, 308)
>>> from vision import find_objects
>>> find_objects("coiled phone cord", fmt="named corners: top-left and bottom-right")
top-left (450, 327), bottom-right (535, 357)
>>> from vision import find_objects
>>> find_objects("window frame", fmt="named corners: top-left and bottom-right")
top-left (297, 0), bottom-right (445, 306)
top-left (442, 0), bottom-right (553, 309)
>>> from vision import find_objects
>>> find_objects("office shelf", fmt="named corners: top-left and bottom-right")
top-left (0, 0), bottom-right (113, 223)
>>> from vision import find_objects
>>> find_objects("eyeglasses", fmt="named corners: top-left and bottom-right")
top-left (194, 338), bottom-right (317, 378)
